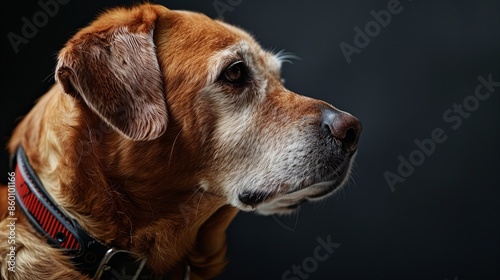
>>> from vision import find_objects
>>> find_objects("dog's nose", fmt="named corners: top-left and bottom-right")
top-left (321, 108), bottom-right (362, 152)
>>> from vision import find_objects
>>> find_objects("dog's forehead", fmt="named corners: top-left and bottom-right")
top-left (159, 10), bottom-right (281, 74)
top-left (215, 20), bottom-right (282, 73)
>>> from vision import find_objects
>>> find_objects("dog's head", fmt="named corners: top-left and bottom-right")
top-left (55, 4), bottom-right (361, 216)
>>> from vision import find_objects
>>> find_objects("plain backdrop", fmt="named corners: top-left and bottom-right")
top-left (1, 1), bottom-right (499, 279)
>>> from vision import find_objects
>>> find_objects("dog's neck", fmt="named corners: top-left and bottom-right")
top-left (9, 85), bottom-right (237, 276)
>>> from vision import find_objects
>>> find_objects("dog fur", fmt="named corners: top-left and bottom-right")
top-left (0, 4), bottom-right (360, 279)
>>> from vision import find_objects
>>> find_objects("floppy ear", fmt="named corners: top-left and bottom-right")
top-left (56, 5), bottom-right (168, 141)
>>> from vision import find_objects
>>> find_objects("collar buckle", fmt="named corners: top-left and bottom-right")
top-left (93, 248), bottom-right (147, 280)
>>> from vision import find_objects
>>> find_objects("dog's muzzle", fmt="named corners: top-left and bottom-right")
top-left (238, 107), bottom-right (361, 210)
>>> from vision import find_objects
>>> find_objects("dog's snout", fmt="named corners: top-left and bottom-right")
top-left (321, 109), bottom-right (362, 152)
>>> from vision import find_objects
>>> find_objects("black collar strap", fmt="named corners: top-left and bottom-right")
top-left (12, 146), bottom-right (189, 279)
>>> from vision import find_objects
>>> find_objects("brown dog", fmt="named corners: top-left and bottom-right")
top-left (0, 4), bottom-right (361, 280)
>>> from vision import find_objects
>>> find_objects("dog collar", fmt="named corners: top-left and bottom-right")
top-left (11, 146), bottom-right (190, 279)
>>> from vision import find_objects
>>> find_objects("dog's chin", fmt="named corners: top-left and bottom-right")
top-left (252, 180), bottom-right (342, 215)
top-left (233, 168), bottom-right (353, 215)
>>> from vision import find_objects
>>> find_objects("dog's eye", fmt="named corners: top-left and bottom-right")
top-left (221, 61), bottom-right (248, 85)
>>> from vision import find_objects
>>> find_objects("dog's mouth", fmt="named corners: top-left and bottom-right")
top-left (234, 151), bottom-right (356, 215)
top-left (237, 181), bottom-right (337, 215)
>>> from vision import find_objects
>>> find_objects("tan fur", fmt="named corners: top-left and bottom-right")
top-left (0, 3), bottom-right (360, 280)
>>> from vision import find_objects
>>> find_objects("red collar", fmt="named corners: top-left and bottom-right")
top-left (12, 146), bottom-right (157, 279)
top-left (15, 152), bottom-right (82, 252)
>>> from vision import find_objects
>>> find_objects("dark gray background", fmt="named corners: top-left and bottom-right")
top-left (2, 1), bottom-right (499, 279)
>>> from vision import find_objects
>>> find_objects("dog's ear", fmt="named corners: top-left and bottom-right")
top-left (56, 5), bottom-right (168, 141)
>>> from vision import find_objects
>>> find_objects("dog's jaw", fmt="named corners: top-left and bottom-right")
top-left (252, 152), bottom-right (357, 215)
top-left (225, 151), bottom-right (357, 215)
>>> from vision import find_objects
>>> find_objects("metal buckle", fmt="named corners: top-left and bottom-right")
top-left (93, 248), bottom-right (191, 280)
top-left (93, 248), bottom-right (147, 280)
top-left (183, 264), bottom-right (191, 280)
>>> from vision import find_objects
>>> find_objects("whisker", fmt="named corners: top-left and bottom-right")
top-left (167, 130), bottom-right (182, 169)
top-left (195, 188), bottom-right (207, 218)
top-left (274, 49), bottom-right (301, 65)
top-left (184, 185), bottom-right (205, 205)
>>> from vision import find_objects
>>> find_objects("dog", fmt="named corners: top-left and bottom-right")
top-left (0, 4), bottom-right (361, 280)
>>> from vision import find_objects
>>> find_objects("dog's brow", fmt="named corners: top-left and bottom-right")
top-left (205, 41), bottom-right (252, 85)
